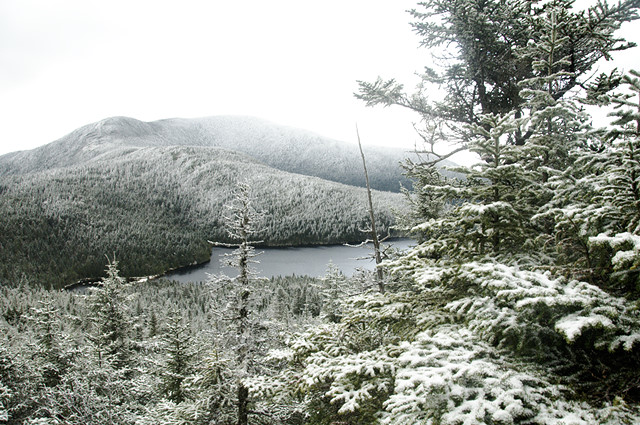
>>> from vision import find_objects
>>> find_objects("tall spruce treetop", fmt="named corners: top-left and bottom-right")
top-left (605, 70), bottom-right (640, 233)
top-left (208, 182), bottom-right (267, 425)
top-left (357, 0), bottom-right (639, 148)
top-left (357, 0), bottom-right (639, 262)
top-left (87, 260), bottom-right (133, 371)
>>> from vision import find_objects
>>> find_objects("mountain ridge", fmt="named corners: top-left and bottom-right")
top-left (0, 115), bottom-right (419, 192)
top-left (0, 128), bottom-right (408, 288)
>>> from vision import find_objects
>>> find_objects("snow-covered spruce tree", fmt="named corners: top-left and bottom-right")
top-left (318, 262), bottom-right (348, 323)
top-left (272, 1), bottom-right (640, 423)
top-left (514, 5), bottom-right (605, 277)
top-left (87, 260), bottom-right (133, 371)
top-left (269, 286), bottom-right (411, 425)
top-left (205, 182), bottom-right (286, 425)
top-left (356, 0), bottom-right (638, 229)
top-left (516, 7), bottom-right (584, 177)
top-left (357, 0), bottom-right (638, 126)
top-left (398, 163), bottom-right (446, 236)
top-left (158, 309), bottom-right (196, 404)
top-left (355, 5), bottom-right (636, 201)
top-left (396, 18), bottom-right (588, 261)
top-left (413, 112), bottom-right (539, 261)
top-left (217, 182), bottom-right (262, 425)
top-left (582, 70), bottom-right (640, 297)
top-left (279, 255), bottom-right (640, 423)
top-left (537, 68), bottom-right (640, 293)
top-left (605, 70), bottom-right (640, 233)
top-left (530, 125), bottom-right (614, 282)
top-left (27, 298), bottom-right (73, 389)
top-left (0, 327), bottom-right (40, 425)
top-left (81, 260), bottom-right (139, 424)
top-left (357, 0), bottom-right (638, 265)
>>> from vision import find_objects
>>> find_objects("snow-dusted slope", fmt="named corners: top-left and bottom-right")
top-left (0, 115), bottom-right (418, 192)
top-left (0, 142), bottom-right (406, 288)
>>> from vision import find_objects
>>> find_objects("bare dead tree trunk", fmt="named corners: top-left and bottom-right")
top-left (356, 124), bottom-right (385, 293)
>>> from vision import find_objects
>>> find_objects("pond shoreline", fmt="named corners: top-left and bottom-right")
top-left (164, 238), bottom-right (415, 283)
top-left (64, 238), bottom-right (415, 290)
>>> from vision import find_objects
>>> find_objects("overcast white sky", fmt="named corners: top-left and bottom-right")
top-left (0, 0), bottom-right (637, 157)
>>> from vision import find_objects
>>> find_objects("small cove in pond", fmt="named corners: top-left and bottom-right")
top-left (164, 239), bottom-right (415, 282)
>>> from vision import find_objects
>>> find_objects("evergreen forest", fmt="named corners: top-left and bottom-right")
top-left (3, 0), bottom-right (640, 424)
top-left (0, 146), bottom-right (403, 289)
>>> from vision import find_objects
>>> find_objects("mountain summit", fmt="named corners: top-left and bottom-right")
top-left (0, 115), bottom-right (414, 192)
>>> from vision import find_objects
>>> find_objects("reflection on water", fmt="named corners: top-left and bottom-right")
top-left (164, 239), bottom-right (415, 283)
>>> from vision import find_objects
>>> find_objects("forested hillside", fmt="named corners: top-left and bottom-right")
top-left (0, 115), bottom-right (423, 192)
top-left (0, 145), bottom-right (402, 288)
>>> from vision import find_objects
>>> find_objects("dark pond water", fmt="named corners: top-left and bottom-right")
top-left (164, 239), bottom-right (415, 283)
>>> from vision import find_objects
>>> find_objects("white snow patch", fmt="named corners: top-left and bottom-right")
top-left (555, 314), bottom-right (614, 342)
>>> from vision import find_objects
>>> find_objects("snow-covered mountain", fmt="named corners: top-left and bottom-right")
top-left (0, 115), bottom-right (420, 192)
top-left (0, 117), bottom-right (411, 288)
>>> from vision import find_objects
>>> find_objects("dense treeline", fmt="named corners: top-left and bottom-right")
top-left (0, 146), bottom-right (402, 288)
top-left (0, 266), bottom-right (331, 424)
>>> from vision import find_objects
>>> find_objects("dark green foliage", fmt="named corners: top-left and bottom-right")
top-left (305, 386), bottom-right (389, 425)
